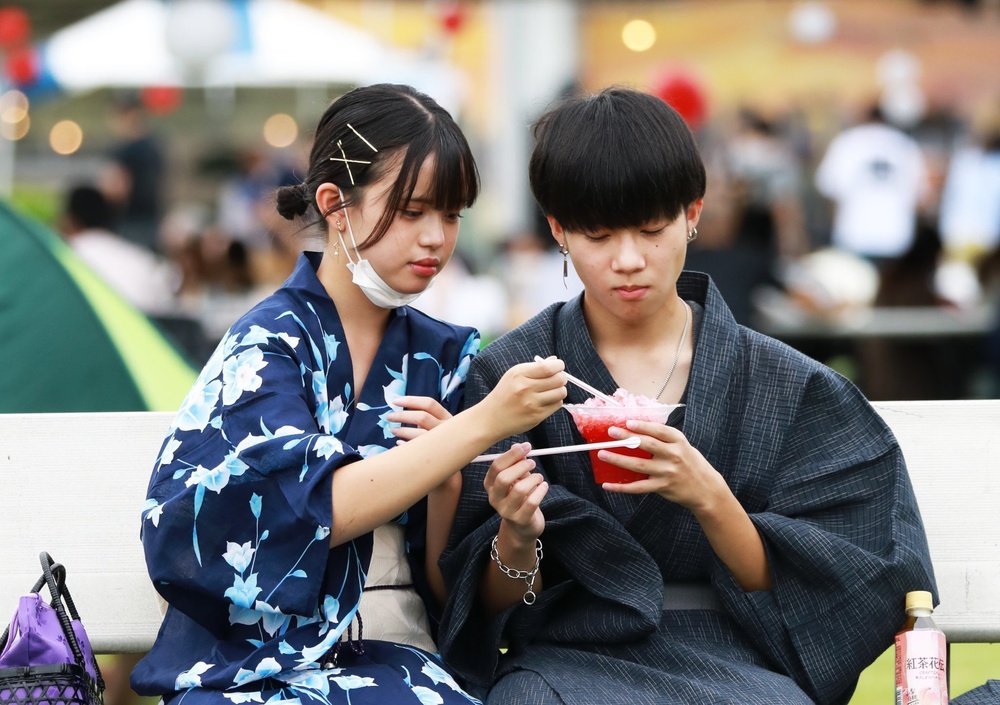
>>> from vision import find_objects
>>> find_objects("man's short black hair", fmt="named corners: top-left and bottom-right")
top-left (529, 86), bottom-right (706, 233)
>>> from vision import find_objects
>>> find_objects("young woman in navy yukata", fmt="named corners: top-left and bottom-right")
top-left (131, 84), bottom-right (568, 705)
top-left (439, 88), bottom-right (938, 705)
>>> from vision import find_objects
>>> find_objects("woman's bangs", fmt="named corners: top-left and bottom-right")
top-left (427, 128), bottom-right (479, 212)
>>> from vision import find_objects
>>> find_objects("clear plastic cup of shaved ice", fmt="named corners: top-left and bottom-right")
top-left (563, 399), bottom-right (683, 484)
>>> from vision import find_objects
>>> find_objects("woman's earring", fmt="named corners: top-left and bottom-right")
top-left (687, 227), bottom-right (698, 243)
top-left (558, 243), bottom-right (570, 289)
top-left (332, 220), bottom-right (343, 256)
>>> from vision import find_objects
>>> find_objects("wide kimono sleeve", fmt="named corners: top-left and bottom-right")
top-left (141, 313), bottom-right (362, 637)
top-left (716, 365), bottom-right (937, 704)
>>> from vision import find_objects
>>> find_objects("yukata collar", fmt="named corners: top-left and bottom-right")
top-left (553, 272), bottom-right (740, 466)
top-left (675, 271), bottom-right (740, 465)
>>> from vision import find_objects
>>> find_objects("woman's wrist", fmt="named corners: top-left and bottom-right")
top-left (448, 403), bottom-right (507, 460)
top-left (454, 400), bottom-right (508, 451)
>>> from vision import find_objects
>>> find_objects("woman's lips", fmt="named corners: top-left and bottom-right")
top-left (410, 258), bottom-right (440, 277)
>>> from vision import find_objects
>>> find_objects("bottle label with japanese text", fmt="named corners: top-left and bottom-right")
top-left (895, 630), bottom-right (948, 705)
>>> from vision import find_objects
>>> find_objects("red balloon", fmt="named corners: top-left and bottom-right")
top-left (439, 3), bottom-right (466, 34)
top-left (4, 45), bottom-right (37, 85)
top-left (653, 72), bottom-right (708, 131)
top-left (141, 85), bottom-right (184, 115)
top-left (0, 5), bottom-right (30, 49)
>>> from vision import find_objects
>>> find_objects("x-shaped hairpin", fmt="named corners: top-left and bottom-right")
top-left (329, 123), bottom-right (379, 185)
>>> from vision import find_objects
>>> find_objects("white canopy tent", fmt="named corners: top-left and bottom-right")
top-left (40, 0), bottom-right (464, 115)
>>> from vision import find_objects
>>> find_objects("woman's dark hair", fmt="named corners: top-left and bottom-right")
top-left (529, 86), bottom-right (706, 233)
top-left (275, 83), bottom-right (479, 250)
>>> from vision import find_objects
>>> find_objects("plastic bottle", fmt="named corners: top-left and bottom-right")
top-left (895, 590), bottom-right (948, 705)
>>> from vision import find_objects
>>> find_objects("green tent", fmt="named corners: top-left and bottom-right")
top-left (0, 198), bottom-right (197, 412)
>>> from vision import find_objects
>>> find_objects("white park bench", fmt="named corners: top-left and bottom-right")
top-left (1, 402), bottom-right (998, 655)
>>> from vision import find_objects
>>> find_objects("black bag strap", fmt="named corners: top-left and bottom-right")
top-left (40, 552), bottom-right (106, 692)
top-left (40, 553), bottom-right (89, 670)
top-left (0, 553), bottom-right (105, 691)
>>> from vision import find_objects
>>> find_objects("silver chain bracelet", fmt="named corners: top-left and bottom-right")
top-left (489, 534), bottom-right (543, 605)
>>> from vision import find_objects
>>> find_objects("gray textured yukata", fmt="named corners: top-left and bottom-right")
top-left (439, 271), bottom-right (937, 705)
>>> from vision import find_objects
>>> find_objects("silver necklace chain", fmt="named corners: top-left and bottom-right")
top-left (655, 299), bottom-right (691, 400)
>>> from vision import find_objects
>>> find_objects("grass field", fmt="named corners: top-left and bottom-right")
top-left (850, 643), bottom-right (1000, 704)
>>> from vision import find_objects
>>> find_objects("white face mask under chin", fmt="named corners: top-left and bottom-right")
top-left (338, 209), bottom-right (428, 309)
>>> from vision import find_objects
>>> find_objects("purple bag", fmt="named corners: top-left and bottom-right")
top-left (0, 553), bottom-right (104, 705)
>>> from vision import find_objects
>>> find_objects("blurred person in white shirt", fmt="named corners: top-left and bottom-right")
top-left (815, 104), bottom-right (931, 265)
top-left (938, 121), bottom-right (1000, 264)
top-left (59, 184), bottom-right (178, 316)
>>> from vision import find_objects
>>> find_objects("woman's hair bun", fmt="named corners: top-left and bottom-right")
top-left (275, 184), bottom-right (310, 220)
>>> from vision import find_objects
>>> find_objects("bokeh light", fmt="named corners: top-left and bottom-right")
top-left (263, 113), bottom-right (298, 148)
top-left (787, 1), bottom-right (836, 44)
top-left (0, 5), bottom-right (31, 49)
top-left (0, 112), bottom-right (28, 140)
top-left (622, 19), bottom-right (656, 52)
top-left (49, 120), bottom-right (83, 155)
top-left (0, 89), bottom-right (28, 124)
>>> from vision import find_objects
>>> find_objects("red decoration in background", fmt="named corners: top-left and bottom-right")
top-left (141, 85), bottom-right (184, 115)
top-left (653, 71), bottom-right (708, 131)
top-left (4, 44), bottom-right (37, 85)
top-left (439, 2), bottom-right (466, 34)
top-left (0, 5), bottom-right (30, 49)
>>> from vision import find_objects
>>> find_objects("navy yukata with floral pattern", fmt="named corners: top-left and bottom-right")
top-left (131, 252), bottom-right (483, 705)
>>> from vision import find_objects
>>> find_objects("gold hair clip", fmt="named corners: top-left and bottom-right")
top-left (329, 139), bottom-right (371, 185)
top-left (328, 124), bottom-right (378, 185)
top-left (347, 123), bottom-right (378, 153)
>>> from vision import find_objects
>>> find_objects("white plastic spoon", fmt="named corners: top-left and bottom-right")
top-left (471, 436), bottom-right (641, 463)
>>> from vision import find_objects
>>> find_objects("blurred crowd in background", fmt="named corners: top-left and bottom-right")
top-left (6, 0), bottom-right (1000, 405)
top-left (49, 83), bottom-right (1000, 404)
